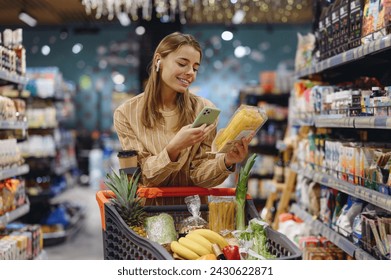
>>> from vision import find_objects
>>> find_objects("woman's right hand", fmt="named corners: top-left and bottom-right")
top-left (166, 123), bottom-right (215, 161)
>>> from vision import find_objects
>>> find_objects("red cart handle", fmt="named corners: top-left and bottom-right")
top-left (96, 186), bottom-right (251, 230)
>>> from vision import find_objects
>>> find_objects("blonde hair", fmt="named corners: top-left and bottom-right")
top-left (142, 32), bottom-right (202, 131)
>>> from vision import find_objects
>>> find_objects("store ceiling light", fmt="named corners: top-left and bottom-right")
top-left (221, 31), bottom-right (234, 41)
top-left (232, 10), bottom-right (245, 25)
top-left (81, 0), bottom-right (313, 24)
top-left (117, 12), bottom-right (131, 27)
top-left (19, 10), bottom-right (37, 27)
top-left (72, 43), bottom-right (83, 54)
top-left (41, 45), bottom-right (51, 56)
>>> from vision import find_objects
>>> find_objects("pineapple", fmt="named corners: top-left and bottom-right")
top-left (105, 170), bottom-right (147, 237)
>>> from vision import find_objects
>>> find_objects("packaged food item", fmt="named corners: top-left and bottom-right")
top-left (145, 213), bottom-right (177, 245)
top-left (234, 218), bottom-right (275, 260)
top-left (361, 0), bottom-right (391, 44)
top-left (178, 195), bottom-right (208, 236)
top-left (213, 105), bottom-right (267, 153)
top-left (208, 196), bottom-right (235, 235)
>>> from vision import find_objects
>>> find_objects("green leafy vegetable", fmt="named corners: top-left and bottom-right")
top-left (235, 153), bottom-right (257, 231)
top-left (248, 220), bottom-right (275, 259)
top-left (145, 213), bottom-right (177, 244)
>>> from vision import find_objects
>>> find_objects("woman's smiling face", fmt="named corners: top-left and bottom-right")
top-left (160, 45), bottom-right (201, 94)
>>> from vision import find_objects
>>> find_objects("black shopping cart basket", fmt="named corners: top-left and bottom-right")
top-left (96, 186), bottom-right (301, 260)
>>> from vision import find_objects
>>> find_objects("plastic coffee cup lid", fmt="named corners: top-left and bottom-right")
top-left (117, 150), bottom-right (138, 158)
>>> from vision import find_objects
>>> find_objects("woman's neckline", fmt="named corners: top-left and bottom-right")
top-left (159, 106), bottom-right (179, 116)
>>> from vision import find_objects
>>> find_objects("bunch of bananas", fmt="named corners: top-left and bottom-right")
top-left (170, 229), bottom-right (228, 260)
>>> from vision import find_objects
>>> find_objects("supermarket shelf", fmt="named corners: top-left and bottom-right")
top-left (290, 163), bottom-right (391, 212)
top-left (1, 89), bottom-right (30, 99)
top-left (314, 115), bottom-right (355, 128)
top-left (0, 120), bottom-right (28, 130)
top-left (295, 34), bottom-right (391, 80)
top-left (28, 185), bottom-right (67, 204)
top-left (43, 206), bottom-right (85, 247)
top-left (354, 116), bottom-right (391, 129)
top-left (291, 115), bottom-right (391, 129)
top-left (28, 126), bottom-right (57, 130)
top-left (291, 204), bottom-right (375, 260)
top-left (290, 116), bottom-right (315, 126)
top-left (0, 69), bottom-right (28, 86)
top-left (0, 203), bottom-right (30, 227)
top-left (0, 164), bottom-right (30, 181)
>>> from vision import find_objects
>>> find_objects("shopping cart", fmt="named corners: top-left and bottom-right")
top-left (96, 186), bottom-right (301, 260)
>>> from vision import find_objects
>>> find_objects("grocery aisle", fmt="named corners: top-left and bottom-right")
top-left (44, 187), bottom-right (103, 260)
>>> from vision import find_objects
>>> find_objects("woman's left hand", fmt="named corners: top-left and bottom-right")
top-left (224, 133), bottom-right (254, 168)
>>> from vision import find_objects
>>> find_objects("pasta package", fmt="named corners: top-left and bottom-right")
top-left (213, 105), bottom-right (267, 153)
top-left (208, 196), bottom-right (236, 235)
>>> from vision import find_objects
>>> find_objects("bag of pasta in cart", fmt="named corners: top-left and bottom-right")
top-left (208, 196), bottom-right (236, 236)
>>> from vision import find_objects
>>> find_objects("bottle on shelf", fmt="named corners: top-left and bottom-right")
top-left (2, 29), bottom-right (13, 72)
top-left (370, 86), bottom-right (386, 115)
top-left (12, 29), bottom-right (26, 76)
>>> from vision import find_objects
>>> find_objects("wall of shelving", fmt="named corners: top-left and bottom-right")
top-left (0, 32), bottom-right (45, 259)
top-left (19, 67), bottom-right (85, 247)
top-left (285, 32), bottom-right (391, 260)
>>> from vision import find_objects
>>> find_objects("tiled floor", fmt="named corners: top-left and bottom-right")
top-left (43, 186), bottom-right (103, 260)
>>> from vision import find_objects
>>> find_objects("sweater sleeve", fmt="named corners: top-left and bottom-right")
top-left (113, 107), bottom-right (184, 187)
top-left (189, 125), bottom-right (235, 188)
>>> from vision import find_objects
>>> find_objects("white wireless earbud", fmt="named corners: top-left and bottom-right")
top-left (156, 60), bottom-right (161, 72)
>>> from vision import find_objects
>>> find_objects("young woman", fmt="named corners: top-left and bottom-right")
top-left (114, 32), bottom-right (252, 188)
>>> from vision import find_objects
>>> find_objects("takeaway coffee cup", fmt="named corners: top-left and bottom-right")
top-left (117, 150), bottom-right (138, 169)
top-left (117, 150), bottom-right (140, 178)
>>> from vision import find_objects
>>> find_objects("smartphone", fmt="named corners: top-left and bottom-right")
top-left (192, 106), bottom-right (221, 128)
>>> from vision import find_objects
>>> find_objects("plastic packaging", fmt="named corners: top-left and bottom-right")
top-left (213, 105), bottom-right (268, 153)
top-left (178, 195), bottom-right (208, 235)
top-left (208, 196), bottom-right (236, 235)
top-left (233, 218), bottom-right (274, 260)
top-left (145, 213), bottom-right (177, 245)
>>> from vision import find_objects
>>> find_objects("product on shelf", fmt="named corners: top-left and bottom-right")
top-left (0, 178), bottom-right (26, 215)
top-left (0, 139), bottom-right (24, 169)
top-left (294, 32), bottom-right (316, 71)
top-left (0, 95), bottom-right (17, 121)
top-left (0, 223), bottom-right (43, 260)
top-left (361, 0), bottom-right (391, 44)
top-left (0, 28), bottom-right (26, 76)
top-left (25, 67), bottom-right (63, 99)
top-left (300, 236), bottom-right (348, 260)
top-left (350, 0), bottom-right (364, 49)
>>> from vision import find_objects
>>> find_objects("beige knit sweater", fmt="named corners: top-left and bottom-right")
top-left (113, 93), bottom-right (234, 188)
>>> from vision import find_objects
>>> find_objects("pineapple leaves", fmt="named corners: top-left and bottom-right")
top-left (105, 168), bottom-right (141, 207)
top-left (105, 168), bottom-right (146, 227)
